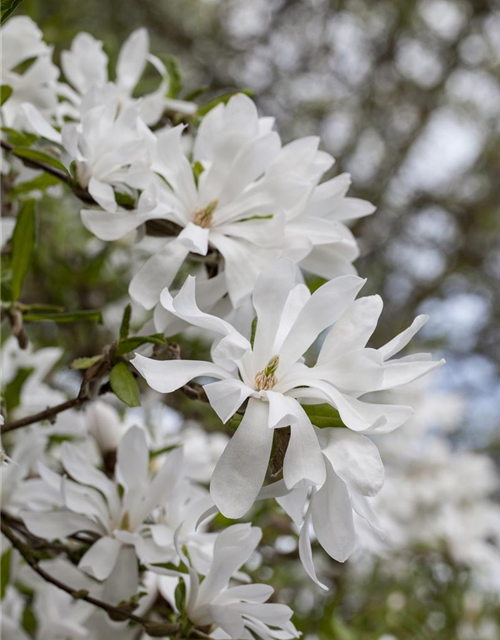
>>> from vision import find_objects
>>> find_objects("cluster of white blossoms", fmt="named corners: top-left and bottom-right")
top-left (0, 15), bottom-right (450, 640)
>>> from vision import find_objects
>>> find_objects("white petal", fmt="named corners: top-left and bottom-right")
top-left (132, 353), bottom-right (231, 393)
top-left (22, 510), bottom-right (104, 539)
top-left (210, 399), bottom-right (273, 518)
top-left (117, 28), bottom-right (148, 91)
top-left (318, 295), bottom-right (383, 363)
top-left (81, 207), bottom-right (154, 241)
top-left (276, 489), bottom-right (309, 526)
top-left (178, 222), bottom-right (209, 255)
top-left (311, 461), bottom-right (355, 562)
top-left (320, 429), bottom-right (384, 497)
top-left (277, 276), bottom-right (366, 375)
top-left (101, 545), bottom-right (139, 606)
top-left (378, 357), bottom-right (445, 390)
top-left (311, 348), bottom-right (384, 394)
top-left (129, 240), bottom-right (190, 309)
top-left (298, 502), bottom-right (328, 590)
top-left (61, 442), bottom-right (120, 514)
top-left (378, 314), bottom-right (429, 360)
top-left (79, 536), bottom-right (122, 580)
top-left (116, 426), bottom-right (149, 491)
top-left (251, 259), bottom-right (296, 372)
top-left (88, 177), bottom-right (117, 213)
top-left (20, 103), bottom-right (62, 143)
top-left (204, 379), bottom-right (253, 423)
top-left (283, 405), bottom-right (326, 490)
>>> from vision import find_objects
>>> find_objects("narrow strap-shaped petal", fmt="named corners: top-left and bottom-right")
top-left (132, 353), bottom-right (231, 393)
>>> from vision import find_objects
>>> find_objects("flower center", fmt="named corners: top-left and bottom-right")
top-left (192, 199), bottom-right (218, 229)
top-left (255, 355), bottom-right (280, 391)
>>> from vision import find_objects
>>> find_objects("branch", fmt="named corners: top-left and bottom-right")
top-left (1, 396), bottom-right (86, 434)
top-left (1, 520), bottom-right (180, 637)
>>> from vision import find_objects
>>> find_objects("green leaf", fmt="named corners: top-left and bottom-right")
top-left (161, 54), bottom-right (182, 99)
top-left (10, 172), bottom-right (61, 197)
top-left (23, 310), bottom-right (103, 324)
top-left (116, 334), bottom-right (167, 355)
top-left (302, 403), bottom-right (345, 429)
top-left (250, 317), bottom-right (258, 348)
top-left (0, 0), bottom-right (25, 25)
top-left (110, 362), bottom-right (141, 407)
top-left (174, 578), bottom-right (187, 614)
top-left (1, 127), bottom-right (37, 147)
top-left (119, 304), bottom-right (132, 340)
top-left (70, 355), bottom-right (104, 370)
top-left (0, 85), bottom-right (13, 106)
top-left (11, 199), bottom-right (36, 301)
top-left (197, 90), bottom-right (254, 117)
top-left (3, 367), bottom-right (34, 413)
top-left (12, 147), bottom-right (68, 174)
top-left (1, 548), bottom-right (12, 599)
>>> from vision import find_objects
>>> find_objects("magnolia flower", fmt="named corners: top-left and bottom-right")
top-left (21, 86), bottom-right (154, 212)
top-left (133, 259), bottom-right (444, 518)
top-left (81, 94), bottom-right (333, 309)
top-left (152, 524), bottom-right (300, 640)
top-left (58, 29), bottom-right (196, 125)
top-left (0, 16), bottom-right (59, 127)
top-left (22, 427), bottom-right (184, 597)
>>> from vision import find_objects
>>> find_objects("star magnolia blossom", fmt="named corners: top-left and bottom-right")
top-left (132, 259), bottom-right (444, 519)
top-left (0, 16), bottom-right (59, 127)
top-left (21, 87), bottom-right (154, 212)
top-left (81, 93), bottom-right (371, 311)
top-left (152, 523), bottom-right (299, 640)
top-left (58, 28), bottom-right (196, 124)
top-left (22, 427), bottom-right (185, 593)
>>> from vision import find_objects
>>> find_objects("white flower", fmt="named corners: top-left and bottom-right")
top-left (152, 523), bottom-right (300, 640)
top-left (81, 94), bottom-right (334, 309)
top-left (58, 29), bottom-right (196, 125)
top-left (133, 258), bottom-right (444, 519)
top-left (0, 16), bottom-right (59, 127)
top-left (20, 86), bottom-right (154, 212)
top-left (22, 427), bottom-right (184, 593)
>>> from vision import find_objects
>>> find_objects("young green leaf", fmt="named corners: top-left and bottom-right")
top-left (110, 362), bottom-right (141, 407)
top-left (10, 172), bottom-right (61, 197)
top-left (0, 0), bottom-right (25, 25)
top-left (22, 310), bottom-right (103, 324)
top-left (116, 334), bottom-right (167, 355)
top-left (12, 147), bottom-right (68, 174)
top-left (70, 355), bottom-right (104, 370)
top-left (3, 367), bottom-right (34, 412)
top-left (0, 85), bottom-right (13, 106)
top-left (1, 127), bottom-right (37, 147)
top-left (161, 54), bottom-right (183, 98)
top-left (119, 304), bottom-right (132, 340)
top-left (0, 548), bottom-right (12, 599)
top-left (11, 199), bottom-right (36, 301)
top-left (302, 403), bottom-right (345, 429)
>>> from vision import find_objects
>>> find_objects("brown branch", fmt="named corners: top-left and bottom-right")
top-left (1, 519), bottom-right (180, 637)
top-left (1, 396), bottom-right (86, 434)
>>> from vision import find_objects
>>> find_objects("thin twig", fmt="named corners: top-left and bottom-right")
top-left (2, 396), bottom-right (86, 434)
top-left (1, 520), bottom-right (180, 636)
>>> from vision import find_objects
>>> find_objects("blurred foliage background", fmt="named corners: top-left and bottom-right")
top-left (8, 0), bottom-right (500, 638)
